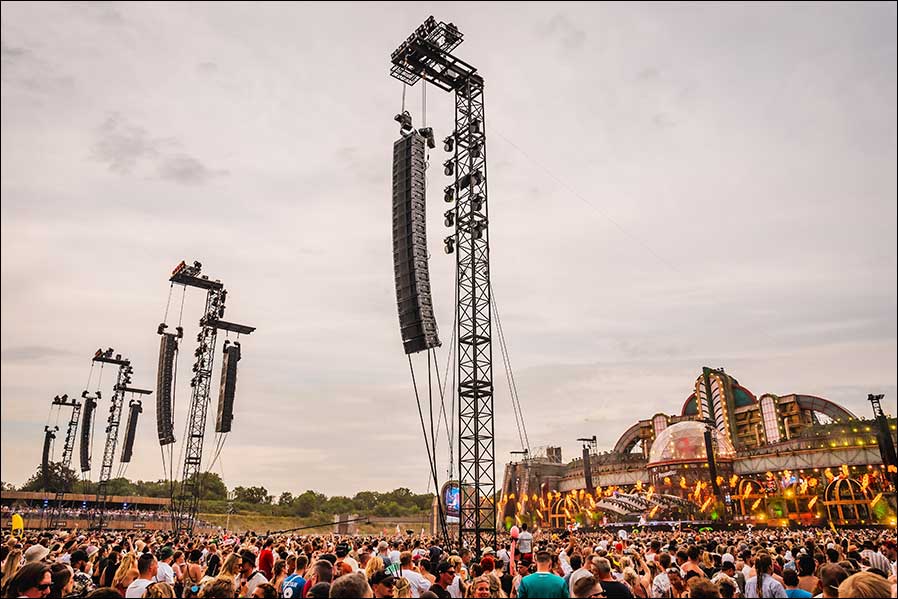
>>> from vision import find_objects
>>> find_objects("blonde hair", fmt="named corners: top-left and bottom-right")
top-left (394, 576), bottom-right (412, 598)
top-left (145, 581), bottom-right (176, 598)
top-left (111, 552), bottom-right (138, 590)
top-left (622, 566), bottom-right (639, 585)
top-left (466, 575), bottom-right (494, 598)
top-left (1, 549), bottom-right (22, 589)
top-left (837, 572), bottom-right (891, 599)
top-left (217, 553), bottom-right (241, 581)
top-left (364, 556), bottom-right (384, 581)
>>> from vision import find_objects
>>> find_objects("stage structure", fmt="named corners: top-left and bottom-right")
top-left (45, 393), bottom-right (88, 527)
top-left (870, 394), bottom-right (898, 490)
top-left (162, 260), bottom-right (254, 535)
top-left (89, 348), bottom-right (152, 530)
top-left (391, 16), bottom-right (496, 554)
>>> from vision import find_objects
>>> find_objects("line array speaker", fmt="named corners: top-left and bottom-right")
top-left (120, 402), bottom-right (142, 463)
top-left (392, 132), bottom-right (440, 354)
top-left (215, 341), bottom-right (241, 433)
top-left (156, 333), bottom-right (178, 446)
top-left (42, 427), bottom-right (56, 486)
top-left (80, 397), bottom-right (96, 472)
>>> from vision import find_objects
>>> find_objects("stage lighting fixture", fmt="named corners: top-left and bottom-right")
top-left (444, 210), bottom-right (455, 227)
top-left (193, 261), bottom-right (202, 269)
top-left (418, 127), bottom-right (436, 149)
top-left (471, 194), bottom-right (484, 212)
top-left (469, 118), bottom-right (481, 134)
top-left (444, 186), bottom-right (454, 203)
top-left (61, 394), bottom-right (67, 401)
top-left (444, 136), bottom-right (454, 152)
top-left (470, 143), bottom-right (481, 158)
top-left (157, 323), bottom-right (167, 334)
top-left (444, 236), bottom-right (455, 254)
top-left (444, 160), bottom-right (454, 176)
top-left (394, 111), bottom-right (413, 132)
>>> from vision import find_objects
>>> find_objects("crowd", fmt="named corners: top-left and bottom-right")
top-left (0, 524), bottom-right (895, 598)
top-left (2, 507), bottom-right (170, 523)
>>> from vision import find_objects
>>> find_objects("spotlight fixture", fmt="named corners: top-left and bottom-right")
top-left (470, 143), bottom-right (482, 158)
top-left (471, 194), bottom-right (484, 212)
top-left (444, 236), bottom-right (455, 254)
top-left (469, 118), bottom-right (481, 135)
top-left (443, 135), bottom-right (454, 152)
top-left (444, 209), bottom-right (455, 227)
top-left (444, 186), bottom-right (455, 203)
top-left (443, 159), bottom-right (454, 176)
top-left (394, 111), bottom-right (413, 132)
top-left (418, 127), bottom-right (436, 149)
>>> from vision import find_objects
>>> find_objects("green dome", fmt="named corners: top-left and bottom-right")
top-left (733, 385), bottom-right (755, 408)
top-left (682, 394), bottom-right (698, 416)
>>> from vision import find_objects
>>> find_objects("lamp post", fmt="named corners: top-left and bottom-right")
top-left (225, 490), bottom-right (236, 532)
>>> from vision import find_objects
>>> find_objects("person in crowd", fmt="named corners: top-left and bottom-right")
top-left (370, 570), bottom-right (397, 599)
top-left (329, 571), bottom-right (372, 598)
top-left (143, 581), bottom-right (176, 598)
top-left (251, 581), bottom-right (279, 599)
top-left (571, 575), bottom-right (603, 599)
top-left (817, 564), bottom-right (848, 599)
top-left (125, 553), bottom-right (157, 599)
top-left (688, 578), bottom-right (721, 599)
top-left (836, 571), bottom-right (891, 599)
top-left (237, 550), bottom-right (268, 598)
top-left (4, 562), bottom-right (52, 599)
top-left (517, 551), bottom-right (567, 598)
top-left (428, 562), bottom-right (457, 599)
top-left (282, 554), bottom-right (307, 599)
top-left (48, 563), bottom-right (72, 598)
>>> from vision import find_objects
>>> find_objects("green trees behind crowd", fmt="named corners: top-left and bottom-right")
top-left (7, 462), bottom-right (434, 518)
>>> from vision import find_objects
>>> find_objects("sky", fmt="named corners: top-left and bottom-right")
top-left (1, 2), bottom-right (896, 499)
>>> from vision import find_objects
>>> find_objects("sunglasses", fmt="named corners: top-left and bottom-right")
top-left (37, 584), bottom-right (52, 591)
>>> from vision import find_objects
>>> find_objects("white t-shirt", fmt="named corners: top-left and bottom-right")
top-left (243, 571), bottom-right (269, 597)
top-left (401, 569), bottom-right (431, 598)
top-left (389, 550), bottom-right (402, 565)
top-left (125, 578), bottom-right (153, 598)
top-left (156, 561), bottom-right (175, 585)
top-left (517, 531), bottom-right (533, 554)
top-left (447, 575), bottom-right (463, 599)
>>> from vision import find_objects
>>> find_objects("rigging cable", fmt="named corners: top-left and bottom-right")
top-left (408, 355), bottom-right (449, 543)
top-left (491, 284), bottom-right (531, 454)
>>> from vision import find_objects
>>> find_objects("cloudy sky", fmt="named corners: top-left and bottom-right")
top-left (2, 2), bottom-right (895, 498)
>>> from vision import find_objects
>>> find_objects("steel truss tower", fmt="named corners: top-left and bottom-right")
top-left (89, 349), bottom-right (151, 530)
top-left (391, 17), bottom-right (496, 554)
top-left (46, 393), bottom-right (84, 527)
top-left (168, 261), bottom-right (254, 535)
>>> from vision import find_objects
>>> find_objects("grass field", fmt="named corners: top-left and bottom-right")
top-left (199, 513), bottom-right (431, 535)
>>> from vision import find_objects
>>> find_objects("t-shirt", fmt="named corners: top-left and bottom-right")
top-left (156, 561), bottom-right (175, 585)
top-left (402, 569), bottom-right (432, 598)
top-left (282, 573), bottom-right (306, 599)
top-left (244, 571), bottom-right (269, 597)
top-left (258, 548), bottom-right (274, 578)
top-left (786, 589), bottom-right (813, 598)
top-left (428, 583), bottom-right (452, 599)
top-left (205, 553), bottom-right (221, 577)
top-left (517, 572), bottom-right (568, 598)
top-left (124, 578), bottom-right (153, 598)
top-left (517, 532), bottom-right (533, 554)
top-left (599, 579), bottom-right (634, 599)
top-left (745, 575), bottom-right (787, 598)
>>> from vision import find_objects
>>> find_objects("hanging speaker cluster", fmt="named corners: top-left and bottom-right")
top-left (392, 132), bottom-right (441, 354)
top-left (80, 395), bottom-right (97, 472)
top-left (156, 326), bottom-right (180, 446)
top-left (215, 341), bottom-right (241, 433)
top-left (120, 400), bottom-right (142, 463)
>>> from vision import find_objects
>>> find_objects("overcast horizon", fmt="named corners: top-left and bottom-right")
top-left (2, 2), bottom-right (896, 498)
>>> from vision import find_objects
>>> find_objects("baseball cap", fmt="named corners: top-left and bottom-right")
top-left (370, 570), bottom-right (396, 587)
top-left (437, 561), bottom-right (455, 574)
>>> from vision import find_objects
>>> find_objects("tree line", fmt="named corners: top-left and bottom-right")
top-left (5, 462), bottom-right (434, 518)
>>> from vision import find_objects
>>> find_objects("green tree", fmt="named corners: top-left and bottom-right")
top-left (278, 491), bottom-right (294, 506)
top-left (104, 478), bottom-right (137, 496)
top-left (233, 485), bottom-right (271, 504)
top-left (196, 472), bottom-right (228, 500)
top-left (20, 462), bottom-right (77, 493)
top-left (293, 490), bottom-right (327, 517)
